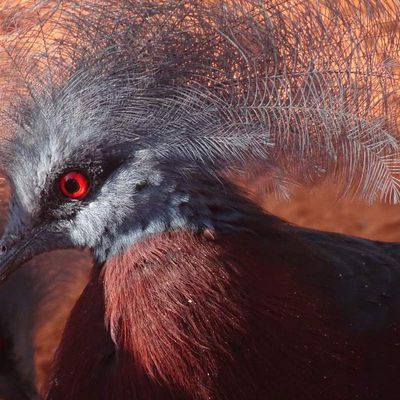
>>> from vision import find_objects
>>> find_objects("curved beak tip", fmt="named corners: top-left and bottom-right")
top-left (0, 226), bottom-right (75, 285)
top-left (0, 235), bottom-right (34, 285)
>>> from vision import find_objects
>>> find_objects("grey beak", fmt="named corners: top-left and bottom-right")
top-left (0, 225), bottom-right (73, 284)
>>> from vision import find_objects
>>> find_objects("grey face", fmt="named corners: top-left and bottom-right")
top-left (0, 132), bottom-right (134, 281)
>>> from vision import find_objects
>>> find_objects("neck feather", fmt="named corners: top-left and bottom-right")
top-left (93, 170), bottom-right (263, 263)
top-left (99, 228), bottom-right (350, 399)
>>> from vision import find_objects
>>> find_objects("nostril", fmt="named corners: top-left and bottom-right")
top-left (0, 245), bottom-right (7, 254)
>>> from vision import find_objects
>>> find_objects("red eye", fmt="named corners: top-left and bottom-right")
top-left (59, 171), bottom-right (89, 199)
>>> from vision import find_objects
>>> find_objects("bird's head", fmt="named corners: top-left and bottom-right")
top-left (0, 72), bottom-right (224, 282)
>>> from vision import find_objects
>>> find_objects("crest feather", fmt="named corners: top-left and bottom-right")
top-left (1, 0), bottom-right (400, 202)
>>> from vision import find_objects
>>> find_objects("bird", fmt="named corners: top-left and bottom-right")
top-left (0, 1), bottom-right (400, 399)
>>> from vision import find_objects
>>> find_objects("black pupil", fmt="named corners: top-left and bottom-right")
top-left (64, 178), bottom-right (80, 194)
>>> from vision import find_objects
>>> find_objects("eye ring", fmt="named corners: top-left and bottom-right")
top-left (59, 171), bottom-right (89, 200)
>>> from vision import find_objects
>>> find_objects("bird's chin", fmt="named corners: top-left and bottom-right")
top-left (0, 224), bottom-right (74, 284)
